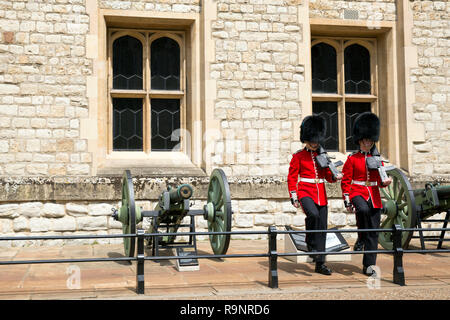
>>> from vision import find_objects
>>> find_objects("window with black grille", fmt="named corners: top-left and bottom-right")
top-left (109, 30), bottom-right (184, 153)
top-left (311, 38), bottom-right (378, 153)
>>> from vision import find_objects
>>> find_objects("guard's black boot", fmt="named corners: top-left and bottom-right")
top-left (315, 262), bottom-right (332, 275)
top-left (363, 265), bottom-right (378, 277)
top-left (353, 238), bottom-right (364, 251)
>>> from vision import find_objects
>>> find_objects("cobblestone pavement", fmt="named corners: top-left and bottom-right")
top-left (0, 239), bottom-right (449, 300)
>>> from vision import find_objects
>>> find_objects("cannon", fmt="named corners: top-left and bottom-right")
top-left (378, 167), bottom-right (450, 249)
top-left (112, 168), bottom-right (232, 258)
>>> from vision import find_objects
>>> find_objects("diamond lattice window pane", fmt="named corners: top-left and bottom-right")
top-left (151, 37), bottom-right (180, 90)
top-left (344, 44), bottom-right (371, 94)
top-left (151, 99), bottom-right (180, 151)
top-left (313, 102), bottom-right (339, 151)
top-left (113, 36), bottom-right (143, 90)
top-left (345, 102), bottom-right (371, 151)
top-left (312, 43), bottom-right (337, 94)
top-left (113, 98), bottom-right (143, 151)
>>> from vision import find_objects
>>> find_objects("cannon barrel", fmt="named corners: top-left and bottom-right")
top-left (413, 184), bottom-right (450, 198)
top-left (412, 183), bottom-right (450, 220)
top-left (168, 184), bottom-right (194, 204)
top-left (436, 185), bottom-right (450, 199)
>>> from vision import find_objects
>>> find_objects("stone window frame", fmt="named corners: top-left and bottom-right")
top-left (311, 37), bottom-right (379, 154)
top-left (107, 28), bottom-right (187, 154)
top-left (89, 9), bottom-right (208, 176)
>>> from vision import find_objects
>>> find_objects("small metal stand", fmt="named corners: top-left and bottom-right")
top-left (149, 214), bottom-right (199, 268)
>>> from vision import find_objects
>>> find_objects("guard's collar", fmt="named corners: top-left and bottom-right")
top-left (304, 146), bottom-right (319, 153)
top-left (359, 149), bottom-right (370, 155)
top-left (359, 145), bottom-right (380, 156)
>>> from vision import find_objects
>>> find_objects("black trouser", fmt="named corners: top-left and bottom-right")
top-left (355, 210), bottom-right (363, 242)
top-left (299, 197), bottom-right (328, 263)
top-left (351, 195), bottom-right (381, 267)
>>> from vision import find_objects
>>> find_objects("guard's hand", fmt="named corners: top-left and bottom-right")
top-left (335, 173), bottom-right (343, 180)
top-left (292, 201), bottom-right (300, 208)
top-left (344, 194), bottom-right (353, 213)
top-left (382, 177), bottom-right (392, 187)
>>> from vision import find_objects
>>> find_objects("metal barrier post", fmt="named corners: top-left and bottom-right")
top-left (437, 210), bottom-right (449, 249)
top-left (136, 229), bottom-right (145, 294)
top-left (392, 224), bottom-right (405, 286)
top-left (268, 226), bottom-right (278, 289)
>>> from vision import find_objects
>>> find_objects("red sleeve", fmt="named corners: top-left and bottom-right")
top-left (340, 156), bottom-right (353, 198)
top-left (287, 153), bottom-right (300, 195)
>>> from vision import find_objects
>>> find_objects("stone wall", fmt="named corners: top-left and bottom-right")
top-left (209, 0), bottom-right (304, 178)
top-left (309, 0), bottom-right (396, 21)
top-left (99, 0), bottom-right (201, 12)
top-left (409, 0), bottom-right (450, 177)
top-left (0, 198), bottom-right (356, 247)
top-left (0, 0), bottom-right (92, 176)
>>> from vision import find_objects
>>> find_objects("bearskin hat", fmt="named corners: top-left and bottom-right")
top-left (300, 115), bottom-right (326, 143)
top-left (352, 112), bottom-right (380, 145)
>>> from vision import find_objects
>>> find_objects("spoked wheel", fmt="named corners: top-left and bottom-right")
top-left (205, 168), bottom-right (233, 255)
top-left (379, 167), bottom-right (417, 249)
top-left (121, 170), bottom-right (136, 257)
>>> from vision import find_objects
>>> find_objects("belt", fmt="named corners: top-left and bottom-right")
top-left (300, 177), bottom-right (324, 184)
top-left (352, 180), bottom-right (377, 186)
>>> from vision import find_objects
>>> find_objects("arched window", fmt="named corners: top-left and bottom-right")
top-left (312, 42), bottom-right (337, 94)
top-left (344, 44), bottom-right (371, 94)
top-left (112, 35), bottom-right (143, 90)
top-left (109, 31), bottom-right (185, 152)
top-left (150, 36), bottom-right (182, 151)
top-left (151, 37), bottom-right (180, 90)
top-left (312, 39), bottom-right (376, 152)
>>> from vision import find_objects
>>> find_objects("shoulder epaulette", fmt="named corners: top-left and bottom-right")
top-left (348, 151), bottom-right (358, 157)
top-left (293, 149), bottom-right (303, 155)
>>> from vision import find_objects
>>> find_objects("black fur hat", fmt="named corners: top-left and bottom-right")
top-left (300, 115), bottom-right (326, 143)
top-left (352, 112), bottom-right (380, 144)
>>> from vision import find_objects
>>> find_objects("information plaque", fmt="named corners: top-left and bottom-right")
top-left (285, 225), bottom-right (350, 252)
top-left (175, 247), bottom-right (200, 271)
top-left (284, 225), bottom-right (351, 263)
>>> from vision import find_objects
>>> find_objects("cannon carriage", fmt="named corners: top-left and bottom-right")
top-left (112, 168), bottom-right (232, 259)
top-left (379, 167), bottom-right (450, 250)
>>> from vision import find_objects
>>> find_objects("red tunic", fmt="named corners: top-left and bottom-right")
top-left (287, 148), bottom-right (335, 206)
top-left (340, 151), bottom-right (386, 209)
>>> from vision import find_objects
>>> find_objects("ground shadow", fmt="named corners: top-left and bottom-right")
top-left (258, 260), bottom-right (364, 277)
top-left (406, 243), bottom-right (450, 258)
top-left (107, 252), bottom-right (132, 266)
top-left (144, 247), bottom-right (175, 266)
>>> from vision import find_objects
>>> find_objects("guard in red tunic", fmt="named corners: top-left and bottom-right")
top-left (341, 112), bottom-right (392, 276)
top-left (288, 115), bottom-right (342, 275)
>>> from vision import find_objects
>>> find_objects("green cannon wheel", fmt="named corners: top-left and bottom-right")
top-left (379, 167), bottom-right (417, 249)
top-left (121, 170), bottom-right (136, 257)
top-left (206, 168), bottom-right (233, 255)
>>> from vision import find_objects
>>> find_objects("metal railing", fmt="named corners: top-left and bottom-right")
top-left (0, 225), bottom-right (449, 295)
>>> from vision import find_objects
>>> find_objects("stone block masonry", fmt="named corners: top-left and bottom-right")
top-left (408, 1), bottom-right (450, 177)
top-left (0, 198), bottom-right (357, 247)
top-left (0, 0), bottom-right (92, 176)
top-left (210, 0), bottom-right (304, 178)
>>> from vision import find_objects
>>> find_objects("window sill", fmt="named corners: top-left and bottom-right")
top-left (98, 151), bottom-right (206, 177)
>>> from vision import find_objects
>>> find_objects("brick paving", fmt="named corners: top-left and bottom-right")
top-left (0, 239), bottom-right (449, 300)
